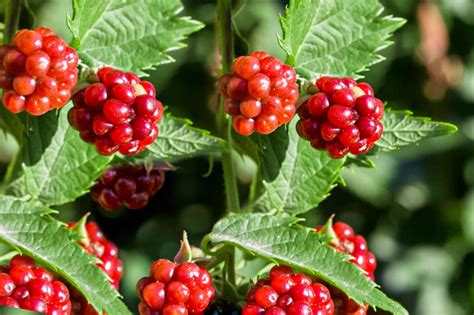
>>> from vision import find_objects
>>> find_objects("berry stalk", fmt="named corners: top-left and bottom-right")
top-left (216, 0), bottom-right (240, 213)
top-left (3, 0), bottom-right (22, 43)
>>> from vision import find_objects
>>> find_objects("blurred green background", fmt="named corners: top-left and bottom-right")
top-left (0, 0), bottom-right (473, 314)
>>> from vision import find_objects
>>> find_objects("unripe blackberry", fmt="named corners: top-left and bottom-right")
top-left (0, 254), bottom-right (72, 314)
top-left (243, 265), bottom-right (334, 315)
top-left (297, 77), bottom-right (384, 158)
top-left (137, 260), bottom-right (215, 315)
top-left (219, 51), bottom-right (299, 135)
top-left (91, 163), bottom-right (166, 211)
top-left (0, 28), bottom-right (78, 115)
top-left (68, 67), bottom-right (163, 155)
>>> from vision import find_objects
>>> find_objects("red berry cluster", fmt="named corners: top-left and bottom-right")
top-left (219, 51), bottom-right (299, 135)
top-left (0, 28), bottom-right (78, 115)
top-left (68, 67), bottom-right (163, 155)
top-left (243, 265), bottom-right (334, 315)
top-left (0, 254), bottom-right (71, 314)
top-left (137, 260), bottom-right (215, 315)
top-left (91, 163), bottom-right (165, 210)
top-left (296, 77), bottom-right (384, 158)
top-left (67, 221), bottom-right (123, 315)
top-left (316, 221), bottom-right (377, 281)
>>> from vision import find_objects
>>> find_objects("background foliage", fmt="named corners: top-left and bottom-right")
top-left (0, 0), bottom-right (472, 314)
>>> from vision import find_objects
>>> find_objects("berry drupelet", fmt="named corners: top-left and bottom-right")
top-left (219, 51), bottom-right (299, 135)
top-left (91, 163), bottom-right (165, 211)
top-left (243, 265), bottom-right (334, 315)
top-left (0, 27), bottom-right (79, 115)
top-left (137, 259), bottom-right (215, 315)
top-left (296, 76), bottom-right (384, 158)
top-left (68, 67), bottom-right (163, 155)
top-left (0, 254), bottom-right (72, 314)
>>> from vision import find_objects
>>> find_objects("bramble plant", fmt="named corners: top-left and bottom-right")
top-left (0, 0), bottom-right (458, 315)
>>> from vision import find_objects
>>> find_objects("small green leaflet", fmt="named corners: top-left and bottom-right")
top-left (377, 109), bottom-right (458, 151)
top-left (0, 195), bottom-right (132, 314)
top-left (279, 0), bottom-right (406, 79)
top-left (145, 115), bottom-right (225, 162)
top-left (68, 0), bottom-right (204, 74)
top-left (209, 213), bottom-right (408, 315)
top-left (253, 120), bottom-right (344, 215)
top-left (7, 104), bottom-right (113, 207)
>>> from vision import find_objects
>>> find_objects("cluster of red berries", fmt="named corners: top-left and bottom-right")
top-left (0, 254), bottom-right (71, 314)
top-left (137, 260), bottom-right (215, 315)
top-left (68, 67), bottom-right (163, 155)
top-left (219, 51), bottom-right (299, 135)
top-left (243, 265), bottom-right (334, 315)
top-left (67, 221), bottom-right (123, 315)
top-left (91, 163), bottom-right (165, 210)
top-left (316, 221), bottom-right (377, 281)
top-left (0, 28), bottom-right (78, 115)
top-left (297, 77), bottom-right (384, 158)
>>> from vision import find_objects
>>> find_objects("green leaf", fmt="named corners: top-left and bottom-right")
top-left (377, 109), bottom-right (458, 151)
top-left (279, 0), bottom-right (406, 79)
top-left (123, 115), bottom-right (225, 163)
top-left (6, 103), bottom-right (112, 207)
top-left (0, 195), bottom-right (131, 314)
top-left (0, 105), bottom-right (25, 144)
top-left (253, 120), bottom-right (344, 215)
top-left (210, 213), bottom-right (408, 315)
top-left (68, 0), bottom-right (204, 74)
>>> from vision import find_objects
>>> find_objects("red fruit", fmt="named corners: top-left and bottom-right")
top-left (240, 99), bottom-right (262, 118)
top-left (1, 29), bottom-right (78, 115)
top-left (92, 163), bottom-right (166, 211)
top-left (143, 282), bottom-right (166, 309)
top-left (220, 52), bottom-right (299, 135)
top-left (233, 56), bottom-right (260, 80)
top-left (0, 274), bottom-right (15, 297)
top-left (233, 116), bottom-right (255, 136)
top-left (25, 94), bottom-right (51, 116)
top-left (2, 90), bottom-right (26, 113)
top-left (338, 125), bottom-right (360, 147)
top-left (138, 260), bottom-right (214, 315)
top-left (307, 93), bottom-right (330, 118)
top-left (357, 83), bottom-right (374, 96)
top-left (0, 255), bottom-right (71, 314)
top-left (255, 114), bottom-right (279, 134)
top-left (151, 259), bottom-right (176, 284)
top-left (297, 77), bottom-right (383, 158)
top-left (3, 48), bottom-right (26, 74)
top-left (68, 67), bottom-right (162, 155)
top-left (245, 266), bottom-right (334, 314)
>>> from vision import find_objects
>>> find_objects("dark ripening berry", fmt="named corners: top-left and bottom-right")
top-left (138, 259), bottom-right (214, 315)
top-left (92, 163), bottom-right (166, 211)
top-left (296, 77), bottom-right (384, 158)
top-left (1, 28), bottom-right (78, 115)
top-left (220, 52), bottom-right (299, 135)
top-left (68, 68), bottom-right (163, 155)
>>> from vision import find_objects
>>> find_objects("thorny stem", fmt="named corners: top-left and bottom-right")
top-left (216, 0), bottom-right (240, 213)
top-left (216, 0), bottom-right (238, 290)
top-left (3, 0), bottom-right (22, 43)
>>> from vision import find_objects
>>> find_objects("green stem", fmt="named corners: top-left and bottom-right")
top-left (3, 0), bottom-right (22, 43)
top-left (216, 0), bottom-right (240, 212)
